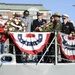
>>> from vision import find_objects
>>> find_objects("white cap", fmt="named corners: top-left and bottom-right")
top-left (62, 14), bottom-right (69, 18)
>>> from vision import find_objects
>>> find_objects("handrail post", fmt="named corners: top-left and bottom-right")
top-left (54, 31), bottom-right (58, 65)
top-left (37, 33), bottom-right (56, 64)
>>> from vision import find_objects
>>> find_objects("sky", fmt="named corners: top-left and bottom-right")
top-left (0, 0), bottom-right (75, 25)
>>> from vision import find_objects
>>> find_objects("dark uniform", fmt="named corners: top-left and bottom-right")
top-left (31, 12), bottom-right (47, 62)
top-left (61, 21), bottom-right (74, 63)
top-left (31, 12), bottom-right (47, 32)
top-left (31, 19), bottom-right (47, 32)
top-left (61, 14), bottom-right (74, 34)
top-left (61, 14), bottom-right (75, 62)
top-left (62, 22), bottom-right (74, 34)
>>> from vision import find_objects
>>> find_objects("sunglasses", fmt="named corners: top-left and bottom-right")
top-left (62, 18), bottom-right (66, 19)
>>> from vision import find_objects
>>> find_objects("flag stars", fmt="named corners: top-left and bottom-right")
top-left (20, 39), bottom-right (23, 42)
top-left (18, 36), bottom-right (21, 39)
top-left (39, 36), bottom-right (42, 38)
top-left (25, 41), bottom-right (27, 45)
top-left (18, 34), bottom-right (42, 46)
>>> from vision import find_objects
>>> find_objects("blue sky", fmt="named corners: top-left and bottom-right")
top-left (0, 0), bottom-right (75, 25)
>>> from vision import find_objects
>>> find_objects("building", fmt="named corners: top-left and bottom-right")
top-left (0, 3), bottom-right (51, 22)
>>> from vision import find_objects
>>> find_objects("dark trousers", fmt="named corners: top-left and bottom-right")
top-left (15, 45), bottom-right (22, 63)
top-left (44, 33), bottom-right (55, 63)
top-left (37, 33), bottom-right (55, 63)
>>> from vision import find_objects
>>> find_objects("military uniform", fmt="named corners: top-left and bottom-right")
top-left (31, 19), bottom-right (47, 32)
top-left (62, 22), bottom-right (74, 34)
top-left (52, 20), bottom-right (62, 32)
top-left (61, 21), bottom-right (75, 62)
top-left (48, 12), bottom-right (62, 63)
top-left (31, 12), bottom-right (47, 62)
top-left (32, 19), bottom-right (47, 62)
top-left (51, 12), bottom-right (62, 32)
top-left (31, 12), bottom-right (47, 32)
top-left (61, 14), bottom-right (74, 34)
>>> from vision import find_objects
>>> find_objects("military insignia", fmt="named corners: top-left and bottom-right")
top-left (66, 26), bottom-right (69, 28)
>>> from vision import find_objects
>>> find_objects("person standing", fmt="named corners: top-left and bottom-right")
top-left (31, 12), bottom-right (47, 62)
top-left (46, 15), bottom-right (55, 63)
top-left (52, 12), bottom-right (62, 32)
top-left (0, 14), bottom-right (7, 54)
top-left (31, 12), bottom-right (47, 32)
top-left (19, 10), bottom-right (33, 62)
top-left (50, 15), bottom-right (55, 23)
top-left (61, 14), bottom-right (74, 34)
top-left (20, 10), bottom-right (32, 32)
top-left (61, 14), bottom-right (75, 63)
top-left (50, 12), bottom-right (62, 63)
top-left (5, 12), bottom-right (24, 63)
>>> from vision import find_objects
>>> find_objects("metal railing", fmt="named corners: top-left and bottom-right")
top-left (0, 32), bottom-right (75, 64)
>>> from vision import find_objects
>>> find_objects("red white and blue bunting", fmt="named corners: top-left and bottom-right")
top-left (10, 32), bottom-right (75, 60)
top-left (58, 33), bottom-right (75, 60)
top-left (10, 32), bottom-right (50, 54)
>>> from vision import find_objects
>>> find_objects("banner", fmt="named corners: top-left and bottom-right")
top-left (10, 32), bottom-right (50, 54)
top-left (58, 33), bottom-right (75, 60)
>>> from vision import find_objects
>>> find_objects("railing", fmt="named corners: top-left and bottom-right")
top-left (0, 32), bottom-right (75, 64)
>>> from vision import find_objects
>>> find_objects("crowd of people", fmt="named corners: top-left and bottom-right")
top-left (0, 10), bottom-right (75, 63)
